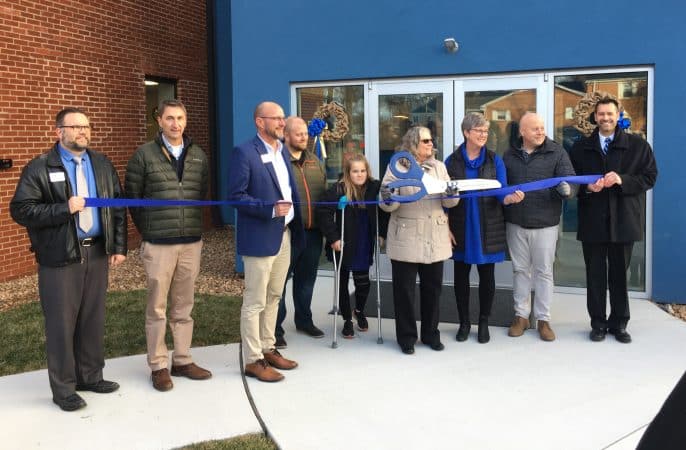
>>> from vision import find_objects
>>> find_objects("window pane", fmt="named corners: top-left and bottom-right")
top-left (553, 71), bottom-right (649, 291)
top-left (378, 93), bottom-right (443, 177)
top-left (296, 85), bottom-right (364, 184)
top-left (465, 89), bottom-right (536, 156)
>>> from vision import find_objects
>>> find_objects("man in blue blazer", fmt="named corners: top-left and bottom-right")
top-left (228, 101), bottom-right (304, 382)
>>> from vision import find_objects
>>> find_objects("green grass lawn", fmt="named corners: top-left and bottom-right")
top-left (178, 434), bottom-right (277, 450)
top-left (0, 290), bottom-right (243, 377)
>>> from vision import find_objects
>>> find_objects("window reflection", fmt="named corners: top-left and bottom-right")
top-left (553, 72), bottom-right (649, 291)
top-left (464, 89), bottom-right (536, 156)
top-left (296, 85), bottom-right (364, 183)
top-left (378, 93), bottom-right (443, 176)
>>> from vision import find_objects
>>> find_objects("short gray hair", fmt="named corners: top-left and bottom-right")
top-left (461, 112), bottom-right (489, 134)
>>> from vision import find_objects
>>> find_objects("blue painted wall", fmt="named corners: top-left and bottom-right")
top-left (216, 0), bottom-right (685, 303)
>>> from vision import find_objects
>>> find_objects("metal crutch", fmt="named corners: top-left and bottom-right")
top-left (374, 204), bottom-right (384, 344)
top-left (331, 195), bottom-right (347, 349)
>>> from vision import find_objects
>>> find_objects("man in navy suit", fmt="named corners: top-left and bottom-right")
top-left (228, 101), bottom-right (304, 382)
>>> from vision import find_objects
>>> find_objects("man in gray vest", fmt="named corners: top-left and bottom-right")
top-left (503, 112), bottom-right (576, 341)
top-left (11, 107), bottom-right (127, 411)
top-left (126, 99), bottom-right (211, 391)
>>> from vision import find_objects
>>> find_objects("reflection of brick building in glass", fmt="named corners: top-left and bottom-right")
top-left (584, 79), bottom-right (648, 136)
top-left (478, 90), bottom-right (536, 154)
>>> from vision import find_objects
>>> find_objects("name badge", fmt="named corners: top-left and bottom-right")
top-left (49, 172), bottom-right (66, 183)
top-left (260, 153), bottom-right (273, 164)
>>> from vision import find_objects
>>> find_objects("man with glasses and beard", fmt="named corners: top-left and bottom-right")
top-left (228, 101), bottom-right (304, 382)
top-left (11, 107), bottom-right (127, 412)
top-left (274, 116), bottom-right (327, 348)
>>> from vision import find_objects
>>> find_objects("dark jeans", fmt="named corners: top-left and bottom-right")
top-left (582, 242), bottom-right (633, 330)
top-left (453, 261), bottom-right (495, 323)
top-left (276, 229), bottom-right (323, 336)
top-left (338, 269), bottom-right (370, 321)
top-left (391, 259), bottom-right (443, 348)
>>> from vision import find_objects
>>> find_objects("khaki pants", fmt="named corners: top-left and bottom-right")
top-left (142, 240), bottom-right (203, 371)
top-left (241, 229), bottom-right (291, 364)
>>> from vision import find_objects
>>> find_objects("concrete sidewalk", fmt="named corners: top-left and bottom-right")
top-left (1, 276), bottom-right (684, 449)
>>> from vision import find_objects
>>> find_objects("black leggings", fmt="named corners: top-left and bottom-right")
top-left (453, 261), bottom-right (495, 323)
top-left (338, 270), bottom-right (371, 321)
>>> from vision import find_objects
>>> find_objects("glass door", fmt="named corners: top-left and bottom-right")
top-left (367, 80), bottom-right (453, 281)
top-left (452, 75), bottom-right (546, 288)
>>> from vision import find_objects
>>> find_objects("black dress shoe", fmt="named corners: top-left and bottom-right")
top-left (589, 328), bottom-right (607, 342)
top-left (456, 323), bottom-right (471, 342)
top-left (608, 328), bottom-right (632, 343)
top-left (275, 334), bottom-right (287, 349)
top-left (76, 380), bottom-right (120, 394)
top-left (401, 345), bottom-right (415, 355)
top-left (296, 324), bottom-right (325, 338)
top-left (427, 341), bottom-right (445, 351)
top-left (53, 393), bottom-right (87, 412)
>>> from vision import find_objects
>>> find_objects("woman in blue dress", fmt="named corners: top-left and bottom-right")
top-left (445, 113), bottom-right (524, 343)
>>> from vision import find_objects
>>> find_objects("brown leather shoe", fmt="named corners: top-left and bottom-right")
top-left (538, 320), bottom-right (556, 341)
top-left (244, 359), bottom-right (284, 382)
top-left (263, 349), bottom-right (298, 370)
top-left (508, 316), bottom-right (530, 337)
top-left (151, 368), bottom-right (173, 391)
top-left (171, 363), bottom-right (212, 380)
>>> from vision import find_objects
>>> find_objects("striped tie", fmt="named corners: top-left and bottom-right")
top-left (602, 137), bottom-right (612, 155)
top-left (73, 155), bottom-right (93, 233)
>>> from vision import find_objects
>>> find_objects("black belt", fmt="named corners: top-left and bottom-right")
top-left (79, 237), bottom-right (100, 247)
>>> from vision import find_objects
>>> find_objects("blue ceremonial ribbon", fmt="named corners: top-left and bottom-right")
top-left (84, 175), bottom-right (601, 208)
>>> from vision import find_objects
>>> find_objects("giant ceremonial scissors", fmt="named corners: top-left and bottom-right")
top-left (385, 151), bottom-right (502, 202)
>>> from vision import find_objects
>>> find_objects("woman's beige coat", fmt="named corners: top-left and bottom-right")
top-left (380, 157), bottom-right (459, 264)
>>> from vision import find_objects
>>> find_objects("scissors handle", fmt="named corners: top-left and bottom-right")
top-left (386, 179), bottom-right (426, 203)
top-left (389, 151), bottom-right (424, 181)
top-left (385, 151), bottom-right (428, 202)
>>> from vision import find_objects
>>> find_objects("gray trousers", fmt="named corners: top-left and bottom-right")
top-left (506, 223), bottom-right (559, 322)
top-left (38, 241), bottom-right (108, 400)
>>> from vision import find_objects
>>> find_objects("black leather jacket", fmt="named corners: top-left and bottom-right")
top-left (10, 143), bottom-right (127, 267)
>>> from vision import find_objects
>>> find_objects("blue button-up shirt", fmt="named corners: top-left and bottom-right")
top-left (58, 144), bottom-right (102, 239)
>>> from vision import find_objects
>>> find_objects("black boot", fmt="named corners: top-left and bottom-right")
top-left (478, 316), bottom-right (490, 344)
top-left (456, 322), bottom-right (471, 342)
top-left (456, 297), bottom-right (470, 342)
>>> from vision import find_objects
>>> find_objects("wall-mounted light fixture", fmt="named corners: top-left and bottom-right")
top-left (443, 37), bottom-right (459, 53)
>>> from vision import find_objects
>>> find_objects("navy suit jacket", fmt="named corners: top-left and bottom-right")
top-left (228, 135), bottom-right (304, 257)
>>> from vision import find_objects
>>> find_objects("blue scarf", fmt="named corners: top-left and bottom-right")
top-left (460, 143), bottom-right (486, 170)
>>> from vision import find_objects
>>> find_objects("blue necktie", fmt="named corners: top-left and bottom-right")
top-left (602, 137), bottom-right (612, 155)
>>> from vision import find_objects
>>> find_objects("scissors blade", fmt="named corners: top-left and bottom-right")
top-left (448, 179), bottom-right (502, 192)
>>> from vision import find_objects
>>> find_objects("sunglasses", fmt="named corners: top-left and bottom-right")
top-left (420, 138), bottom-right (433, 144)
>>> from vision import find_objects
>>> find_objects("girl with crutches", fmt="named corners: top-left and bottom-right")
top-left (318, 154), bottom-right (387, 339)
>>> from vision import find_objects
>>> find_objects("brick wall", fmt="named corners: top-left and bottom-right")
top-left (0, 0), bottom-right (210, 281)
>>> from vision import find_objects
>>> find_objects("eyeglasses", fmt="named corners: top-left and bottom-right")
top-left (470, 128), bottom-right (489, 136)
top-left (260, 116), bottom-right (286, 122)
top-left (420, 138), bottom-right (433, 144)
top-left (58, 125), bottom-right (91, 131)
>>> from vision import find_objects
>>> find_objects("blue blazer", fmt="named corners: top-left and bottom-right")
top-left (228, 136), bottom-right (304, 257)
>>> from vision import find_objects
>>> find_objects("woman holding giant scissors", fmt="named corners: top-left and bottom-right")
top-left (445, 112), bottom-right (523, 344)
top-left (380, 126), bottom-right (459, 355)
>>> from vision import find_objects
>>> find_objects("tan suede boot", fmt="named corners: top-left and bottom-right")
top-left (537, 320), bottom-right (556, 341)
top-left (508, 316), bottom-right (530, 337)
